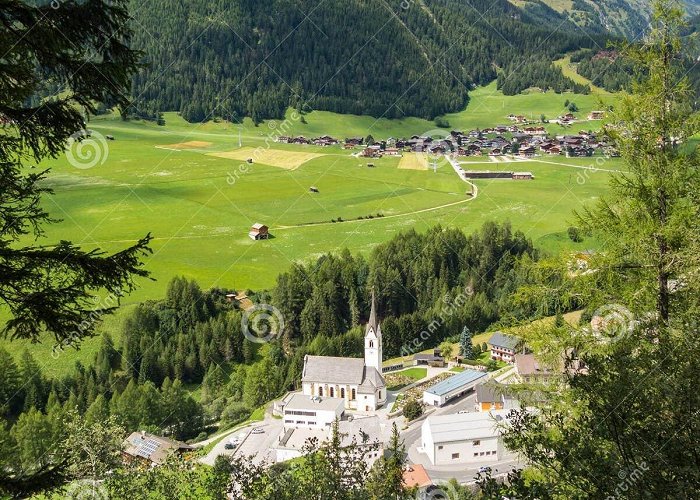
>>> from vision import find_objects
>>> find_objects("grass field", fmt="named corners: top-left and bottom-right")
top-left (1, 83), bottom-right (620, 374)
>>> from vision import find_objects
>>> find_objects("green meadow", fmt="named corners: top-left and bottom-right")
top-left (2, 82), bottom-right (620, 374)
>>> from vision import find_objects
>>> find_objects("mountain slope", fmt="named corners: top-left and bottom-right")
top-left (512, 0), bottom-right (700, 38)
top-left (128, 0), bottom-right (600, 122)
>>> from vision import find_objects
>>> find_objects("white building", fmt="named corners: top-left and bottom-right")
top-left (301, 292), bottom-right (386, 411)
top-left (420, 410), bottom-right (511, 466)
top-left (422, 369), bottom-right (487, 407)
top-left (281, 393), bottom-right (345, 430)
top-left (275, 416), bottom-right (386, 464)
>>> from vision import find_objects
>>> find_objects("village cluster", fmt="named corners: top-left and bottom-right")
top-left (276, 110), bottom-right (615, 161)
top-left (122, 295), bottom-right (586, 494)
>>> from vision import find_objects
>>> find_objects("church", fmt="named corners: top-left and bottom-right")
top-left (301, 292), bottom-right (387, 411)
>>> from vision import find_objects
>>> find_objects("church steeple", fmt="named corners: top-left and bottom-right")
top-left (364, 289), bottom-right (382, 371)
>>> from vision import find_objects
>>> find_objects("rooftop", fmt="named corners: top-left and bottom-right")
top-left (424, 369), bottom-right (487, 397)
top-left (283, 393), bottom-right (345, 412)
top-left (302, 355), bottom-right (365, 385)
top-left (487, 331), bottom-right (520, 350)
top-left (403, 464), bottom-right (433, 488)
top-left (424, 410), bottom-right (510, 443)
top-left (123, 431), bottom-right (192, 464)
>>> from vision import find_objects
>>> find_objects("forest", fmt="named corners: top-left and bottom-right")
top-left (126, 0), bottom-right (605, 123)
top-left (0, 222), bottom-right (554, 496)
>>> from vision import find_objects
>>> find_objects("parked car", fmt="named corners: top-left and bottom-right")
top-left (478, 466), bottom-right (491, 474)
top-left (457, 410), bottom-right (469, 414)
top-left (224, 443), bottom-right (235, 450)
top-left (251, 427), bottom-right (265, 434)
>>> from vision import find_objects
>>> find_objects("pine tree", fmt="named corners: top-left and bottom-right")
top-left (459, 326), bottom-right (474, 359)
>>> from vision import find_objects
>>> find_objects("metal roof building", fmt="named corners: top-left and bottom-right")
top-left (422, 369), bottom-right (488, 407)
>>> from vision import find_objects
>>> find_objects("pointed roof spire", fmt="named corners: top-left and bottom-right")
top-left (367, 288), bottom-right (379, 335)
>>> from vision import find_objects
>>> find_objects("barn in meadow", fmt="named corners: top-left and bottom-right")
top-left (248, 223), bottom-right (270, 240)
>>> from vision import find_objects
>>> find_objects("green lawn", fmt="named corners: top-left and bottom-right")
top-left (2, 83), bottom-right (616, 374)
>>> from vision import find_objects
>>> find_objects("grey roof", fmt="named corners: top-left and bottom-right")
top-left (475, 382), bottom-right (516, 404)
top-left (424, 410), bottom-right (510, 443)
top-left (515, 353), bottom-right (556, 376)
top-left (338, 416), bottom-right (385, 447)
top-left (487, 331), bottom-right (520, 350)
top-left (425, 369), bottom-right (487, 397)
top-left (358, 367), bottom-right (385, 393)
top-left (302, 355), bottom-right (366, 385)
top-left (284, 393), bottom-right (345, 412)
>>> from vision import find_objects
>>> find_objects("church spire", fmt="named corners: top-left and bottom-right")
top-left (367, 288), bottom-right (379, 335)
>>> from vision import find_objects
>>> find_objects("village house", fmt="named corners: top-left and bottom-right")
top-left (487, 332), bottom-right (521, 363)
top-left (588, 110), bottom-right (605, 120)
top-left (122, 431), bottom-right (193, 466)
top-left (475, 382), bottom-right (520, 412)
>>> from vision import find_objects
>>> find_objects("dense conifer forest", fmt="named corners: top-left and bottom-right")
top-left (128, 0), bottom-right (604, 123)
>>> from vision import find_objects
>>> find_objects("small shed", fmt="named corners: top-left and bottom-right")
top-left (249, 223), bottom-right (269, 240)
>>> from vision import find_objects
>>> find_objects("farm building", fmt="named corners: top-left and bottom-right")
top-left (461, 171), bottom-right (513, 179)
top-left (588, 111), bottom-right (605, 120)
top-left (420, 410), bottom-right (512, 465)
top-left (249, 223), bottom-right (269, 240)
top-left (422, 369), bottom-right (487, 407)
top-left (122, 431), bottom-right (193, 466)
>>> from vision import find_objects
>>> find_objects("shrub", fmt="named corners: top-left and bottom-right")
top-left (403, 399), bottom-right (423, 421)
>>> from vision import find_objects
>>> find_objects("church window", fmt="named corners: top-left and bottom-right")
top-left (318, 387), bottom-right (323, 397)
top-left (369, 340), bottom-right (374, 348)
top-left (341, 388), bottom-right (345, 398)
top-left (330, 387), bottom-right (335, 397)
top-left (351, 389), bottom-right (356, 400)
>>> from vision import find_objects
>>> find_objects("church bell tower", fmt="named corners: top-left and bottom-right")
top-left (364, 290), bottom-right (382, 371)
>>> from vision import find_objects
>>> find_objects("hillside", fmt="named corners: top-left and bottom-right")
top-left (512, 0), bottom-right (700, 37)
top-left (128, 0), bottom-right (602, 123)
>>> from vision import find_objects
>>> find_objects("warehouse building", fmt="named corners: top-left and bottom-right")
top-left (422, 369), bottom-right (487, 407)
top-left (420, 410), bottom-right (511, 466)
